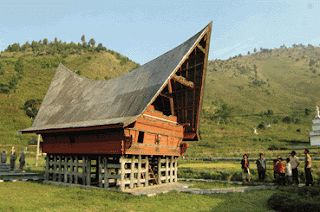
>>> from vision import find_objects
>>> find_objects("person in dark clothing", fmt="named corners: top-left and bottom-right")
top-left (241, 154), bottom-right (251, 183)
top-left (304, 149), bottom-right (313, 186)
top-left (256, 153), bottom-right (267, 182)
top-left (290, 150), bottom-right (300, 185)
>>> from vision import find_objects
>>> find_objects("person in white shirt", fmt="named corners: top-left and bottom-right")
top-left (286, 158), bottom-right (292, 185)
top-left (290, 151), bottom-right (300, 185)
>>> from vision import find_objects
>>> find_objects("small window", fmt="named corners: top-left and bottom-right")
top-left (137, 131), bottom-right (144, 143)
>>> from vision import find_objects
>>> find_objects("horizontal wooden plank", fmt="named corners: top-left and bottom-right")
top-left (106, 164), bottom-right (121, 169)
top-left (105, 174), bottom-right (120, 179)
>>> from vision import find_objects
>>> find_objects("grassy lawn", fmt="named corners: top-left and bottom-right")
top-left (0, 181), bottom-right (276, 212)
top-left (183, 180), bottom-right (246, 189)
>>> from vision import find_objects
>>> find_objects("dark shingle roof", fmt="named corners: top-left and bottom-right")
top-left (20, 24), bottom-right (210, 133)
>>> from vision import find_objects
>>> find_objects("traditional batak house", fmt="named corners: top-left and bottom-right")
top-left (20, 22), bottom-right (212, 190)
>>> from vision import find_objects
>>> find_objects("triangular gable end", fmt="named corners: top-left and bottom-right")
top-left (140, 22), bottom-right (212, 141)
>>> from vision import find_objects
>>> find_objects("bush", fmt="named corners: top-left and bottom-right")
top-left (268, 145), bottom-right (278, 150)
top-left (257, 122), bottom-right (265, 129)
top-left (282, 116), bottom-right (292, 124)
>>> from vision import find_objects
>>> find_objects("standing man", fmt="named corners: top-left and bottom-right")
top-left (290, 151), bottom-right (300, 185)
top-left (241, 154), bottom-right (251, 183)
top-left (256, 153), bottom-right (267, 182)
top-left (304, 149), bottom-right (313, 186)
top-left (278, 157), bottom-right (286, 186)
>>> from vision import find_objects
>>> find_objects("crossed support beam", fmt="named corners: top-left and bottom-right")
top-left (172, 75), bottom-right (194, 89)
top-left (167, 80), bottom-right (175, 116)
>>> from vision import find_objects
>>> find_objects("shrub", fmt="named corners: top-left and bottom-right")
top-left (87, 56), bottom-right (92, 60)
top-left (282, 116), bottom-right (292, 124)
top-left (268, 145), bottom-right (278, 150)
top-left (294, 118), bottom-right (301, 124)
top-left (257, 122), bottom-right (265, 129)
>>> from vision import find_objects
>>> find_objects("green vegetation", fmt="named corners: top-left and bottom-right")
top-left (267, 185), bottom-right (320, 212)
top-left (0, 181), bottom-right (275, 212)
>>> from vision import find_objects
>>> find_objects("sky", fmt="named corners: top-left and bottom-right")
top-left (0, 0), bottom-right (320, 65)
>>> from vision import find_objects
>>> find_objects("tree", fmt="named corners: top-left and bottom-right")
top-left (0, 83), bottom-right (9, 95)
top-left (43, 38), bottom-right (48, 45)
top-left (305, 108), bottom-right (311, 116)
top-left (89, 38), bottom-right (96, 48)
top-left (215, 103), bottom-right (234, 124)
top-left (253, 64), bottom-right (257, 73)
top-left (248, 51), bottom-right (250, 55)
top-left (31, 41), bottom-right (39, 53)
top-left (11, 43), bottom-right (20, 52)
top-left (81, 35), bottom-right (85, 43)
top-left (254, 48), bottom-right (257, 53)
top-left (7, 75), bottom-right (19, 98)
top-left (23, 99), bottom-right (42, 118)
top-left (14, 57), bottom-right (25, 75)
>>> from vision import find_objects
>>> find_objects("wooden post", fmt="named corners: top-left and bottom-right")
top-left (86, 156), bottom-right (91, 186)
top-left (75, 156), bottom-right (78, 184)
top-left (35, 134), bottom-right (41, 166)
top-left (120, 156), bottom-right (125, 190)
top-left (157, 156), bottom-right (161, 185)
top-left (64, 156), bottom-right (68, 183)
top-left (58, 155), bottom-right (62, 182)
top-left (104, 157), bottom-right (109, 189)
top-left (137, 155), bottom-right (141, 187)
top-left (165, 156), bottom-right (169, 183)
top-left (170, 156), bottom-right (174, 183)
top-left (174, 156), bottom-right (178, 182)
top-left (145, 156), bottom-right (149, 187)
top-left (45, 154), bottom-right (49, 181)
top-left (98, 156), bottom-right (102, 188)
top-left (53, 154), bottom-right (57, 181)
top-left (130, 155), bottom-right (135, 189)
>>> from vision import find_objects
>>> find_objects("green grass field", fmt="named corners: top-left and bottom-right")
top-left (0, 181), bottom-right (276, 212)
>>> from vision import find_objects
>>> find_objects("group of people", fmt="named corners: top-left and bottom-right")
top-left (1, 147), bottom-right (26, 172)
top-left (241, 149), bottom-right (313, 186)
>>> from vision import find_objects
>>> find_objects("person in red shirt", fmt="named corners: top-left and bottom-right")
top-left (278, 157), bottom-right (286, 186)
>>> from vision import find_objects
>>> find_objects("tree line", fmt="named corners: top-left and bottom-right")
top-left (3, 35), bottom-right (107, 56)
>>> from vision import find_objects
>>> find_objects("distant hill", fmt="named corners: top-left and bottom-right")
top-left (0, 38), bottom-right (140, 146)
top-left (203, 45), bottom-right (320, 116)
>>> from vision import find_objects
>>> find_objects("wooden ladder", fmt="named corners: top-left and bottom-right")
top-left (141, 165), bottom-right (158, 185)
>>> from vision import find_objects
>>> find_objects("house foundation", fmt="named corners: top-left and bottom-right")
top-left (44, 154), bottom-right (178, 190)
